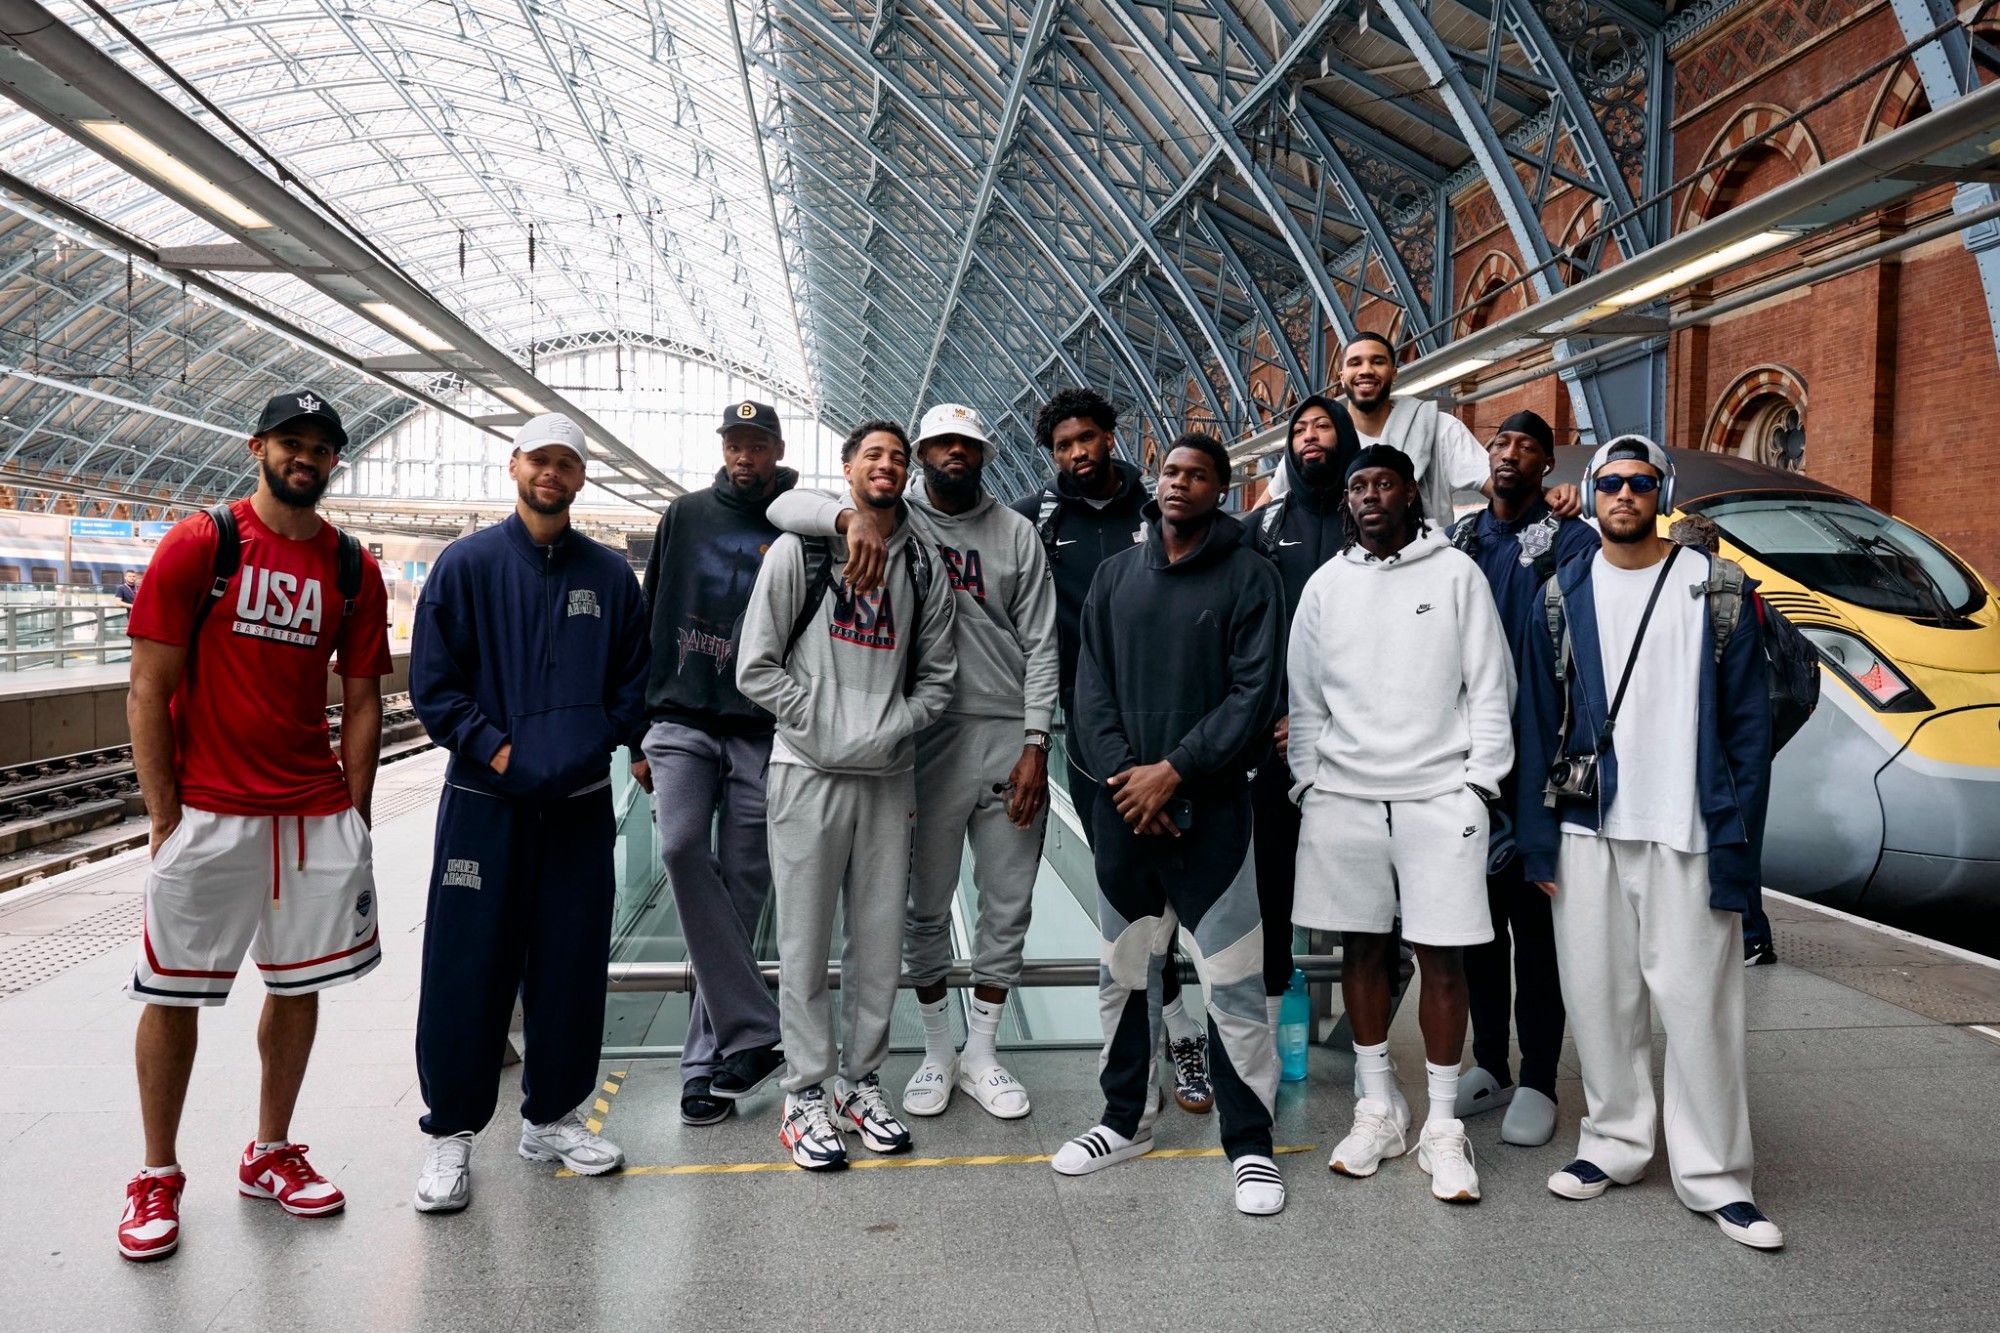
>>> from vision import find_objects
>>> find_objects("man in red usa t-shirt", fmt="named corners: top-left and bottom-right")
top-left (116, 388), bottom-right (391, 1263)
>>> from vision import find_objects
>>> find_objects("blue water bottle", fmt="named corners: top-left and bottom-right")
top-left (1278, 967), bottom-right (1310, 1083)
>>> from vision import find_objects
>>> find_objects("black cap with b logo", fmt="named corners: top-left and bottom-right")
top-left (254, 388), bottom-right (349, 451)
top-left (718, 400), bottom-right (782, 441)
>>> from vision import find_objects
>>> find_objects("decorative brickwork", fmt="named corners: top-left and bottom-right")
top-left (1673, 0), bottom-right (1869, 106)
top-left (1703, 363), bottom-right (1809, 456)
top-left (1678, 102), bottom-right (1826, 228)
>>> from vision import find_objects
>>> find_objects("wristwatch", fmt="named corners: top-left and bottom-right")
top-left (1024, 729), bottom-right (1052, 752)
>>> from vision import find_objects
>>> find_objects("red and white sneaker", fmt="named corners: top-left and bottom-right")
top-left (118, 1169), bottom-right (185, 1262)
top-left (238, 1142), bottom-right (346, 1217)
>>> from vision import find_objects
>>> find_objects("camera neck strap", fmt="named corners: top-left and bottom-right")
top-left (1597, 545), bottom-right (1680, 749)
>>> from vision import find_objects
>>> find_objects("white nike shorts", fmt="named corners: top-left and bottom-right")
top-left (1291, 786), bottom-right (1494, 947)
top-left (128, 807), bottom-right (382, 1006)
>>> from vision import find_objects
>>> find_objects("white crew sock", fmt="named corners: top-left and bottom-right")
top-left (1163, 995), bottom-right (1200, 1044)
top-left (139, 1163), bottom-right (181, 1178)
top-left (1354, 1040), bottom-right (1396, 1105)
top-left (1425, 1061), bottom-right (1461, 1127)
top-left (1265, 995), bottom-right (1282, 1029)
top-left (253, 1140), bottom-right (289, 1154)
top-left (963, 994), bottom-right (1005, 1070)
top-left (918, 996), bottom-right (955, 1064)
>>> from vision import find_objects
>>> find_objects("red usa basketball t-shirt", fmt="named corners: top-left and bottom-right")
top-left (129, 500), bottom-right (393, 816)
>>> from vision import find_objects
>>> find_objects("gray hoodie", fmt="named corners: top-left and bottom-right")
top-left (768, 488), bottom-right (1059, 733)
top-left (736, 514), bottom-right (958, 775)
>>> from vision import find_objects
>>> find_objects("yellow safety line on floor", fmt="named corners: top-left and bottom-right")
top-left (559, 1143), bottom-right (1314, 1179)
top-left (584, 1069), bottom-right (628, 1135)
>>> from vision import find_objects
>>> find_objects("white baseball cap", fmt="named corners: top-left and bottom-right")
top-left (514, 412), bottom-right (588, 464)
top-left (915, 402), bottom-right (991, 454)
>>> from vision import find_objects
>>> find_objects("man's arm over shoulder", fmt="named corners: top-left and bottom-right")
top-left (766, 489), bottom-right (848, 538)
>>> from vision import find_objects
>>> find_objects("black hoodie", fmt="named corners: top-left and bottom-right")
top-left (636, 466), bottom-right (799, 738)
top-left (1257, 395), bottom-right (1360, 616)
top-left (1008, 457), bottom-right (1150, 712)
top-left (1072, 504), bottom-right (1286, 797)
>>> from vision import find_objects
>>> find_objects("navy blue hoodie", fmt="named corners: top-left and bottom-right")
top-left (412, 514), bottom-right (650, 802)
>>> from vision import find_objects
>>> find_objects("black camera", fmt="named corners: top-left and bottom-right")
top-left (1545, 752), bottom-right (1600, 803)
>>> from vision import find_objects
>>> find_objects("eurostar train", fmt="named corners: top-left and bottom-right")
top-left (1552, 446), bottom-right (2000, 920)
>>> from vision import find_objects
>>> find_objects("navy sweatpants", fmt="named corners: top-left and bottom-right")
top-left (1464, 854), bottom-right (1565, 1098)
top-left (416, 782), bottom-right (616, 1136)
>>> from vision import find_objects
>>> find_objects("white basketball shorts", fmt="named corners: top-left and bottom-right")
top-left (1291, 786), bottom-right (1495, 947)
top-left (128, 806), bottom-right (382, 1006)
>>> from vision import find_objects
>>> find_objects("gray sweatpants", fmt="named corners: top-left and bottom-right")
top-left (905, 715), bottom-right (1045, 991)
top-left (642, 721), bottom-right (782, 1081)
top-left (767, 762), bottom-right (917, 1092)
top-left (1554, 833), bottom-right (1754, 1211)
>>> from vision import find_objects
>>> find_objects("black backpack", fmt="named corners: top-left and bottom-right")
top-left (779, 535), bottom-right (936, 696)
top-left (186, 503), bottom-right (362, 676)
top-left (1542, 552), bottom-right (1820, 754)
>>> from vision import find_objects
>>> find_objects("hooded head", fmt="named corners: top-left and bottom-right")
top-left (1285, 394), bottom-right (1359, 491)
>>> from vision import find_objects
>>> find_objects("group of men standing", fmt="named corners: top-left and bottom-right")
top-left (115, 331), bottom-right (1784, 1259)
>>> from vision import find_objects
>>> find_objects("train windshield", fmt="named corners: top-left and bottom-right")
top-left (1685, 492), bottom-right (1987, 623)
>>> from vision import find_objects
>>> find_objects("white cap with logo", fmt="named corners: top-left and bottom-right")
top-left (514, 412), bottom-right (588, 464)
top-left (915, 402), bottom-right (991, 454)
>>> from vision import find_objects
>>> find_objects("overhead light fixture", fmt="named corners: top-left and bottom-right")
top-left (80, 120), bottom-right (270, 229)
top-left (496, 386), bottom-right (547, 415)
top-left (360, 301), bottom-right (454, 353)
top-left (1395, 356), bottom-right (1495, 396)
top-left (1587, 230), bottom-right (1793, 315)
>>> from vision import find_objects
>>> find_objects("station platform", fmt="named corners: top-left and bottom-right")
top-left (5, 749), bottom-right (1999, 1331)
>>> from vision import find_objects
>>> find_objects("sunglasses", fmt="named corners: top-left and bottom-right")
top-left (1593, 474), bottom-right (1661, 496)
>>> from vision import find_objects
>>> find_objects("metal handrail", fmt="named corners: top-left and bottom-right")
top-left (608, 954), bottom-right (1348, 994)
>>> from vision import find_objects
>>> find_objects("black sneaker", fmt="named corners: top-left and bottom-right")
top-left (711, 1045), bottom-right (786, 1100)
top-left (1744, 940), bottom-right (1777, 967)
top-left (681, 1077), bottom-right (732, 1127)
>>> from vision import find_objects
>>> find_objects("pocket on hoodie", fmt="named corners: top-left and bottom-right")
top-left (504, 704), bottom-right (613, 796)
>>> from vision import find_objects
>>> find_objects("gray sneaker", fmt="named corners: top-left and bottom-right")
top-left (413, 1132), bottom-right (473, 1213)
top-left (519, 1110), bottom-right (625, 1176)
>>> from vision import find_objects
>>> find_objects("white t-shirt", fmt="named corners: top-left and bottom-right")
top-left (1562, 548), bottom-right (1709, 854)
top-left (1356, 411), bottom-right (1490, 493)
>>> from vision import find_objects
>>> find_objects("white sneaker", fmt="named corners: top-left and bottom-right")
top-left (1454, 1066), bottom-right (1515, 1118)
top-left (1713, 1201), bottom-right (1785, 1250)
top-left (414, 1132), bottom-right (474, 1213)
top-left (518, 1110), bottom-right (625, 1176)
top-left (1417, 1119), bottom-right (1481, 1202)
top-left (903, 1056), bottom-right (957, 1118)
top-left (957, 1061), bottom-right (1031, 1120)
top-left (1232, 1154), bottom-right (1286, 1215)
top-left (779, 1088), bottom-right (847, 1171)
top-left (1051, 1125), bottom-right (1153, 1176)
top-left (832, 1074), bottom-right (913, 1154)
top-left (1329, 1097), bottom-right (1411, 1177)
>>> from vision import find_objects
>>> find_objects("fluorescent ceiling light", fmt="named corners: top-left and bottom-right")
top-left (360, 301), bottom-right (454, 353)
top-left (1395, 356), bottom-right (1495, 396)
top-left (1592, 230), bottom-right (1792, 313)
top-left (80, 120), bottom-right (270, 229)
top-left (496, 386), bottom-right (547, 415)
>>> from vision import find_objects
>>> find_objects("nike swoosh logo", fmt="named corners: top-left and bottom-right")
top-left (1278, 540), bottom-right (1302, 548)
top-left (1054, 539), bottom-right (1078, 547)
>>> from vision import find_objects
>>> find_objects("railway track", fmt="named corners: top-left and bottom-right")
top-left (0, 693), bottom-right (432, 889)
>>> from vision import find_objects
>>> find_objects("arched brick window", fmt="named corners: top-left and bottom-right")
top-left (1678, 104), bottom-right (1824, 231)
top-left (1705, 365), bottom-right (1808, 472)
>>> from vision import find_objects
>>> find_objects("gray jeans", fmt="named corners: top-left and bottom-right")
top-left (642, 721), bottom-right (782, 1081)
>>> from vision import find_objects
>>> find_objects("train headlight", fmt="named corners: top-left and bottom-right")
top-left (1797, 626), bottom-right (1932, 711)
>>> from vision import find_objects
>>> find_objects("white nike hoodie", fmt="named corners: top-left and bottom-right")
top-left (1287, 528), bottom-right (1516, 801)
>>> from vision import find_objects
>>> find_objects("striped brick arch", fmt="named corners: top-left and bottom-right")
top-left (1456, 250), bottom-right (1524, 337)
top-left (1703, 364), bottom-right (1807, 457)
top-left (1678, 104), bottom-right (1825, 230)
top-left (1865, 62), bottom-right (1926, 143)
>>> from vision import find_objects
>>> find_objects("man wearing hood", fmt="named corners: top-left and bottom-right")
top-left (1243, 394), bottom-right (1359, 1019)
top-left (737, 421), bottom-right (958, 1171)
top-left (1011, 388), bottom-right (1214, 1116)
top-left (1053, 432), bottom-right (1289, 1217)
top-left (1289, 444), bottom-right (1514, 1205)
top-left (764, 403), bottom-right (1059, 1120)
top-left (629, 401), bottom-right (796, 1129)
top-left (1446, 409), bottom-right (1600, 1149)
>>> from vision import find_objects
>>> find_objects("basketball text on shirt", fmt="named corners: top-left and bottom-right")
top-left (232, 567), bottom-right (324, 646)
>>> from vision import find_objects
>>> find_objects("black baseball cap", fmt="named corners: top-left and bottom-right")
top-left (254, 388), bottom-right (349, 451)
top-left (718, 400), bottom-right (782, 441)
